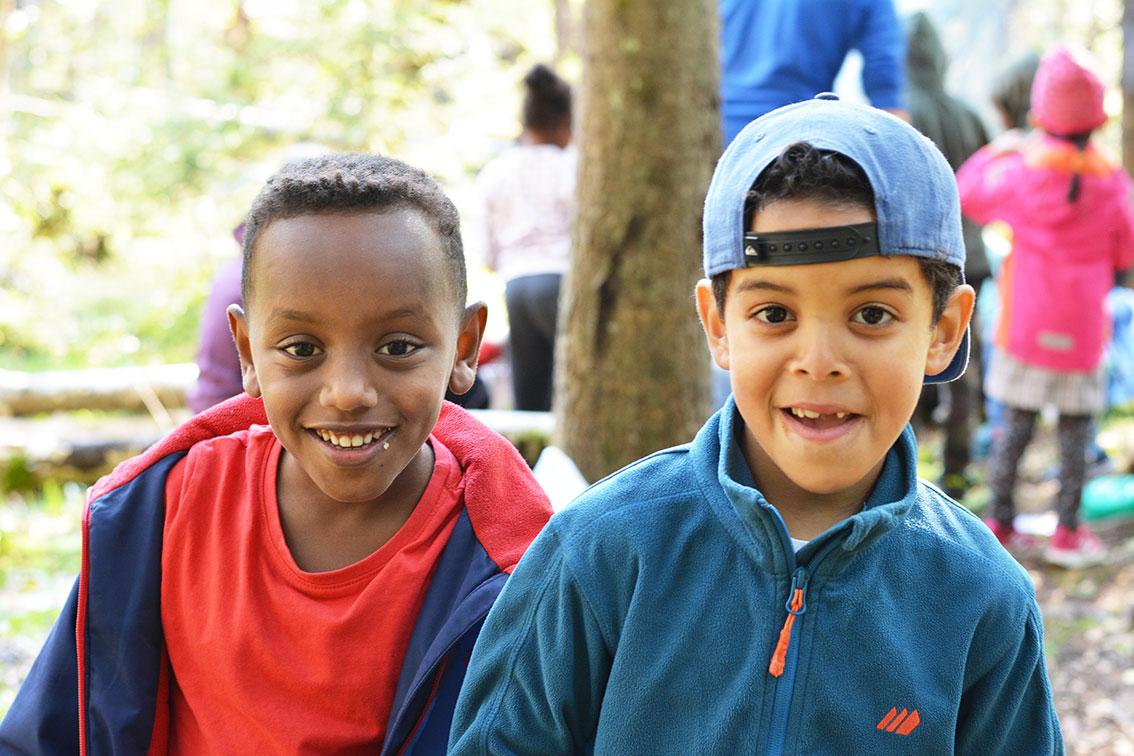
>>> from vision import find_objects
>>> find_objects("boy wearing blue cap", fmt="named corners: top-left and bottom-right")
top-left (449, 97), bottom-right (1062, 754)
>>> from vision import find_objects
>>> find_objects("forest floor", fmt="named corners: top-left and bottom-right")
top-left (0, 419), bottom-right (1132, 752)
top-left (955, 422), bottom-right (1134, 755)
top-left (1031, 515), bottom-right (1134, 754)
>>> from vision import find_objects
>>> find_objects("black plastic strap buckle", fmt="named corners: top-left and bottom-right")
top-left (742, 222), bottom-right (880, 266)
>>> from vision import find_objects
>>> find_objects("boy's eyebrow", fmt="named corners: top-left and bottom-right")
top-left (734, 277), bottom-right (914, 296)
top-left (273, 308), bottom-right (313, 321)
top-left (734, 280), bottom-right (796, 295)
top-left (845, 277), bottom-right (914, 295)
top-left (271, 305), bottom-right (427, 321)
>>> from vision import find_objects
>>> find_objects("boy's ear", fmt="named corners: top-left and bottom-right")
top-left (925, 283), bottom-right (976, 377)
top-left (695, 279), bottom-right (730, 371)
top-left (448, 302), bottom-right (488, 396)
top-left (227, 304), bottom-right (262, 398)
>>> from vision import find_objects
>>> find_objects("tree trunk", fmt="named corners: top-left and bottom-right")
top-left (139, 0), bottom-right (174, 86)
top-left (1124, 0), bottom-right (1134, 172)
top-left (225, 0), bottom-right (252, 51)
top-left (0, 0), bottom-right (16, 114)
top-left (553, 0), bottom-right (581, 63)
top-left (555, 0), bottom-right (718, 482)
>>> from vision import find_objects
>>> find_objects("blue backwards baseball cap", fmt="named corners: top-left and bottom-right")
top-left (703, 94), bottom-right (969, 384)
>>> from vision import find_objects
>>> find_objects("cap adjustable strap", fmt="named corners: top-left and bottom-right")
top-left (742, 222), bottom-right (880, 266)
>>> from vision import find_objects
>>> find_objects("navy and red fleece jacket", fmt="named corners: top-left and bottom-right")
top-left (0, 394), bottom-right (552, 755)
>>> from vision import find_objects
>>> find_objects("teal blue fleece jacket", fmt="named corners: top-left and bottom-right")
top-left (449, 399), bottom-right (1062, 754)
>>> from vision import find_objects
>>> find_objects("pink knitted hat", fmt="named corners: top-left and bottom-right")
top-left (1031, 46), bottom-right (1107, 135)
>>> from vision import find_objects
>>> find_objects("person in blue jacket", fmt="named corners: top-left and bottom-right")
top-left (0, 153), bottom-right (552, 754)
top-left (449, 97), bottom-right (1062, 754)
top-left (720, 0), bottom-right (908, 145)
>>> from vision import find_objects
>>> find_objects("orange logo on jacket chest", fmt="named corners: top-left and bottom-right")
top-left (877, 707), bottom-right (921, 735)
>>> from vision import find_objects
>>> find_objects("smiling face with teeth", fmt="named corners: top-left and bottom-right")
top-left (696, 198), bottom-right (972, 535)
top-left (229, 208), bottom-right (485, 533)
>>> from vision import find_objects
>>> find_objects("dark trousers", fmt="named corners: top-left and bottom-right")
top-left (917, 278), bottom-right (985, 477)
top-left (505, 273), bottom-right (562, 411)
top-left (987, 406), bottom-right (1092, 530)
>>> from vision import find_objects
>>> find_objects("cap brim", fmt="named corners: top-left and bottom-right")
top-left (925, 327), bottom-right (970, 384)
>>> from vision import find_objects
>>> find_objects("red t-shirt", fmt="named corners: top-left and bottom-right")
top-left (160, 425), bottom-right (464, 754)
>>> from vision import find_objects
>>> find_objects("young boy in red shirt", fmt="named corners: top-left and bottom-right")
top-left (0, 153), bottom-right (552, 754)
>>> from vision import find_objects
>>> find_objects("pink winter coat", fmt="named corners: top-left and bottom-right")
top-left (958, 134), bottom-right (1134, 372)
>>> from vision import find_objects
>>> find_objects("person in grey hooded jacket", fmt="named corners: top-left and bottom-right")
top-left (905, 10), bottom-right (991, 500)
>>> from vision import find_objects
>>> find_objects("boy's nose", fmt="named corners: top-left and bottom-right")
top-left (319, 357), bottom-right (379, 411)
top-left (789, 323), bottom-right (848, 380)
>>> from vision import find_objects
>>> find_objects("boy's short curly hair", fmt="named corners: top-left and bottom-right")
top-left (241, 153), bottom-right (466, 309)
top-left (711, 143), bottom-right (961, 322)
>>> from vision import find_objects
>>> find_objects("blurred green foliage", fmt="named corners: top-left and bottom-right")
top-left (0, 457), bottom-right (39, 497)
top-left (0, 0), bottom-right (558, 370)
top-left (0, 483), bottom-right (85, 716)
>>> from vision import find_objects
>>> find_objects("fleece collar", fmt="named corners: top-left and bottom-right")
top-left (697, 396), bottom-right (917, 576)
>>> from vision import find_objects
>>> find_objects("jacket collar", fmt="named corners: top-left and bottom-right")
top-left (693, 396), bottom-right (917, 576)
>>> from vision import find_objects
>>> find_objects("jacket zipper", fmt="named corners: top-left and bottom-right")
top-left (765, 566), bottom-right (810, 756)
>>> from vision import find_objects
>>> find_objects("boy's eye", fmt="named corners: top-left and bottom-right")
top-left (754, 305), bottom-right (793, 324)
top-left (853, 306), bottom-right (894, 326)
top-left (378, 339), bottom-right (420, 357)
top-left (282, 342), bottom-right (321, 358)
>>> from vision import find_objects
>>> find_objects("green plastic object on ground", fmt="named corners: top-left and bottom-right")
top-left (1082, 474), bottom-right (1134, 521)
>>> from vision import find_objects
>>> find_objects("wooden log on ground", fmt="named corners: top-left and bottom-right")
top-left (0, 365), bottom-right (197, 416)
top-left (0, 408), bottom-right (554, 486)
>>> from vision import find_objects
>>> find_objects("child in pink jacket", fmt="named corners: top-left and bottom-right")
top-left (957, 46), bottom-right (1134, 566)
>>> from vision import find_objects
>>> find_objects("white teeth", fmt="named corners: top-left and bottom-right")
top-left (790, 408), bottom-right (851, 420)
top-left (316, 429), bottom-right (383, 448)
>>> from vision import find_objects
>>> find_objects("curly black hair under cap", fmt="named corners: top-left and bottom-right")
top-left (742, 142), bottom-right (875, 227)
top-left (240, 152), bottom-right (466, 308)
top-left (712, 142), bottom-right (961, 322)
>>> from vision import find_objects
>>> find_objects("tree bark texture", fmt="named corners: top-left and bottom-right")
top-left (556, 0), bottom-right (719, 481)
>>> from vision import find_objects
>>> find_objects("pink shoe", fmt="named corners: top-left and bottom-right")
top-left (1044, 525), bottom-right (1106, 568)
top-left (983, 518), bottom-right (1039, 556)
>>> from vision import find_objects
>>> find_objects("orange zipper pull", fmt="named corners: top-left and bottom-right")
top-left (769, 570), bottom-right (808, 678)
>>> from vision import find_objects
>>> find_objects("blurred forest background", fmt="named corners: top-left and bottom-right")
top-left (0, 0), bottom-right (570, 373)
top-left (0, 0), bottom-right (1126, 375)
top-left (2, 0), bottom-right (1133, 748)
